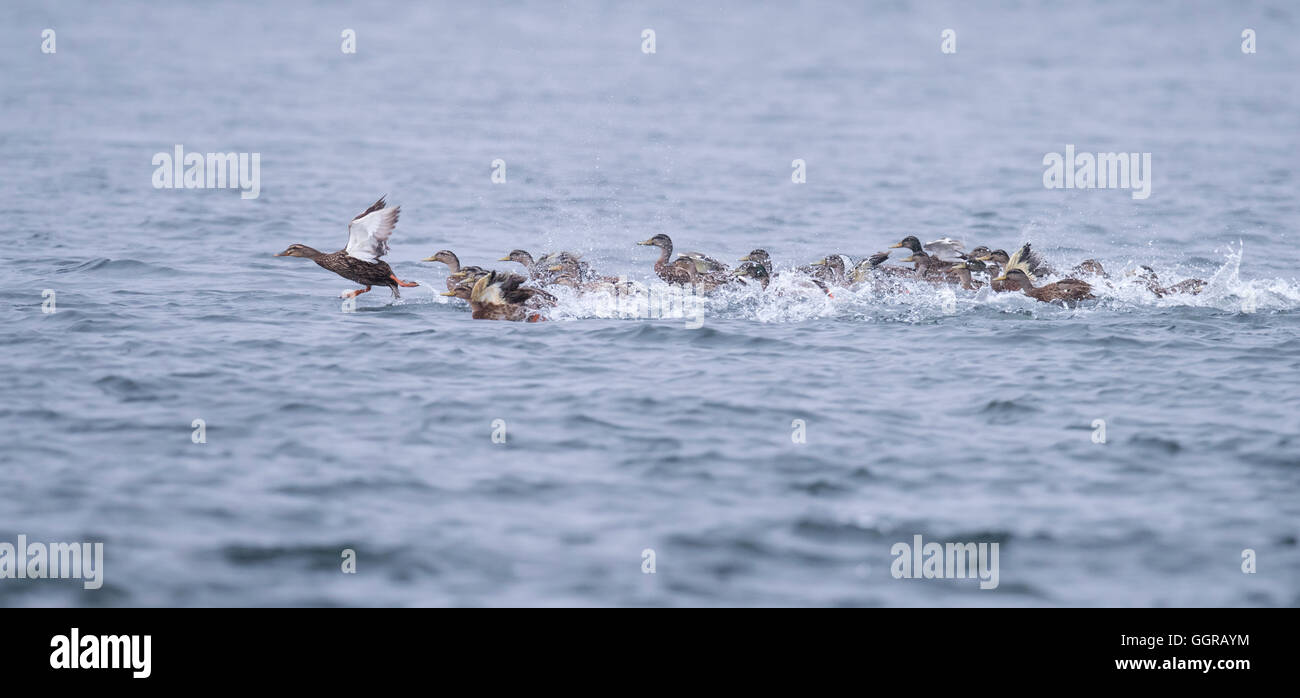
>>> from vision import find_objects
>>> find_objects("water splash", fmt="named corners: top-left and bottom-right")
top-left (424, 242), bottom-right (1300, 323)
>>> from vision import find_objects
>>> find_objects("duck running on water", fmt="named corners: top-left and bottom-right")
top-left (275, 196), bottom-right (420, 299)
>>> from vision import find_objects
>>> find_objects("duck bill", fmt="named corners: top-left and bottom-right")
top-left (993, 274), bottom-right (1008, 282)
top-left (948, 264), bottom-right (966, 271)
top-left (810, 259), bottom-right (826, 266)
top-left (497, 256), bottom-right (511, 261)
top-left (888, 242), bottom-right (904, 249)
top-left (637, 239), bottom-right (654, 246)
top-left (975, 255), bottom-right (992, 261)
top-left (439, 291), bottom-right (458, 297)
top-left (738, 254), bottom-right (751, 262)
top-left (420, 256), bottom-right (439, 262)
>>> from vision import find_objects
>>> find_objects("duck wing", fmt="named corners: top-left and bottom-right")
top-left (679, 252), bottom-right (728, 274)
top-left (924, 237), bottom-right (966, 263)
top-left (1004, 243), bottom-right (1046, 281)
top-left (344, 196), bottom-right (400, 263)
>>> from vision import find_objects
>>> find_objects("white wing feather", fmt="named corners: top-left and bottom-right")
top-left (345, 205), bottom-right (400, 263)
top-left (924, 237), bottom-right (966, 263)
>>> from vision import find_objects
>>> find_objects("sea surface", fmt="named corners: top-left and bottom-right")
top-left (1, 0), bottom-right (1298, 606)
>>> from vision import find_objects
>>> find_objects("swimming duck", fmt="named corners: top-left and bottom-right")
top-left (440, 285), bottom-right (472, 301)
top-left (733, 261), bottom-right (830, 296)
top-left (468, 271), bottom-right (554, 321)
top-left (732, 261), bottom-right (771, 289)
top-left (637, 234), bottom-right (730, 288)
top-left (501, 249), bottom-right (592, 283)
top-left (850, 251), bottom-right (912, 284)
top-left (422, 250), bottom-right (489, 292)
top-left (1126, 265), bottom-right (1205, 297)
top-left (638, 234), bottom-right (728, 275)
top-left (738, 249), bottom-right (773, 276)
top-left (948, 260), bottom-right (989, 290)
top-left (972, 249), bottom-right (1015, 291)
top-left (803, 254), bottom-right (853, 285)
top-left (276, 196), bottom-right (420, 299)
top-left (499, 249), bottom-right (548, 278)
top-left (1072, 259), bottom-right (1107, 277)
top-left (994, 268), bottom-right (1095, 305)
top-left (543, 262), bottom-right (621, 290)
top-left (898, 251), bottom-right (962, 283)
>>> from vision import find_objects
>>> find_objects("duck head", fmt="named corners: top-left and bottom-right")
top-left (889, 236), bottom-right (923, 253)
top-left (500, 249), bottom-right (534, 266)
top-left (421, 250), bottom-right (460, 267)
top-left (638, 234), bottom-right (673, 250)
top-left (732, 261), bottom-right (770, 287)
top-left (275, 244), bottom-right (321, 258)
top-left (993, 268), bottom-right (1034, 290)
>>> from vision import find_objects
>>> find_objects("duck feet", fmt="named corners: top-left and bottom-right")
top-left (341, 286), bottom-right (371, 299)
top-left (390, 274), bottom-right (419, 288)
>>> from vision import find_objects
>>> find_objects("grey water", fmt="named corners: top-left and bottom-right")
top-left (1, 0), bottom-right (1298, 606)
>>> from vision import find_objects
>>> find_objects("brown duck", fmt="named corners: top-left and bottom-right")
top-left (275, 196), bottom-right (420, 298)
top-left (1129, 265), bottom-right (1206, 297)
top-left (948, 260), bottom-right (988, 290)
top-left (422, 250), bottom-right (489, 292)
top-left (637, 234), bottom-right (730, 286)
top-left (994, 268), bottom-right (1095, 305)
top-left (468, 271), bottom-right (555, 321)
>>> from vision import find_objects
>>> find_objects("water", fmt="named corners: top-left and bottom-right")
top-left (1, 0), bottom-right (1298, 606)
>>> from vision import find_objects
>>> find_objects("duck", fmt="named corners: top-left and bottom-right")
top-left (737, 248), bottom-right (833, 293)
top-left (993, 268), bottom-right (1095, 305)
top-left (948, 260), bottom-right (989, 291)
top-left (439, 285), bottom-right (472, 302)
top-left (542, 253), bottom-right (617, 285)
top-left (898, 250), bottom-right (961, 283)
top-left (1127, 265), bottom-right (1206, 297)
top-left (738, 249), bottom-right (773, 276)
top-left (498, 249), bottom-right (550, 278)
top-left (850, 251), bottom-right (911, 284)
top-left (422, 250), bottom-right (489, 292)
top-left (732, 261), bottom-right (771, 289)
top-left (1072, 259), bottom-right (1107, 277)
top-left (977, 244), bottom-right (1053, 290)
top-left (637, 234), bottom-right (730, 288)
top-left (276, 196), bottom-right (420, 299)
top-left (972, 248), bottom-right (1015, 291)
top-left (733, 261), bottom-right (830, 296)
top-left (500, 249), bottom-right (592, 283)
top-left (468, 271), bottom-right (555, 321)
top-left (443, 273), bottom-right (557, 308)
top-left (802, 254), bottom-right (853, 285)
top-left (889, 236), bottom-right (967, 263)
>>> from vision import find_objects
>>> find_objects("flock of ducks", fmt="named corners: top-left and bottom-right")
top-left (277, 197), bottom-right (1207, 321)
